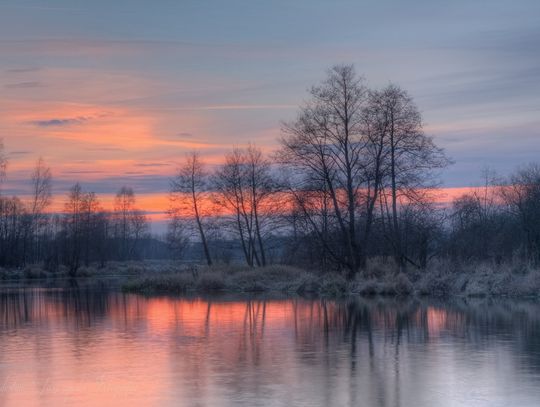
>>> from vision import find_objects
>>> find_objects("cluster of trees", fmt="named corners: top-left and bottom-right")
top-left (0, 153), bottom-right (150, 274)
top-left (169, 65), bottom-right (450, 277)
top-left (169, 65), bottom-right (540, 277)
top-left (3, 64), bottom-right (540, 278)
top-left (169, 146), bottom-right (279, 268)
top-left (446, 165), bottom-right (540, 266)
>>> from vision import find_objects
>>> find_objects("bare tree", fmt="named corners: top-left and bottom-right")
top-left (500, 164), bottom-right (540, 264)
top-left (0, 196), bottom-right (27, 266)
top-left (213, 146), bottom-right (278, 267)
top-left (368, 84), bottom-right (450, 271)
top-left (278, 65), bottom-right (367, 277)
top-left (281, 176), bottom-right (335, 270)
top-left (244, 144), bottom-right (276, 266)
top-left (63, 183), bottom-right (85, 275)
top-left (30, 158), bottom-right (52, 216)
top-left (62, 184), bottom-right (112, 272)
top-left (81, 191), bottom-right (101, 267)
top-left (28, 157), bottom-right (52, 263)
top-left (113, 186), bottom-right (148, 260)
top-left (114, 186), bottom-right (134, 260)
top-left (170, 152), bottom-right (213, 266)
top-left (167, 215), bottom-right (190, 260)
top-left (0, 139), bottom-right (7, 189)
top-left (214, 148), bottom-right (258, 266)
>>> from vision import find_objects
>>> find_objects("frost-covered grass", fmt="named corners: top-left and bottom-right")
top-left (414, 260), bottom-right (540, 297)
top-left (122, 262), bottom-right (417, 297)
top-left (355, 258), bottom-right (540, 298)
top-left (122, 264), bottom-right (327, 295)
top-left (0, 260), bottom-right (172, 281)
top-left (3, 258), bottom-right (540, 298)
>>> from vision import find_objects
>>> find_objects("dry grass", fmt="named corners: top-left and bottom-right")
top-left (3, 258), bottom-right (540, 298)
top-left (122, 264), bottom-right (353, 296)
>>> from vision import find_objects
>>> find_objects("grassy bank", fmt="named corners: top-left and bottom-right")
top-left (3, 259), bottom-right (540, 298)
top-left (121, 260), bottom-right (540, 298)
top-left (121, 265), bottom-right (341, 296)
top-left (0, 261), bottom-right (160, 281)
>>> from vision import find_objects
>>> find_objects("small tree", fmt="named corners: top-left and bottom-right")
top-left (368, 84), bottom-right (450, 271)
top-left (28, 157), bottom-right (52, 263)
top-left (63, 183), bottom-right (85, 275)
top-left (213, 146), bottom-right (277, 267)
top-left (170, 152), bottom-right (213, 266)
top-left (500, 165), bottom-right (540, 264)
top-left (113, 186), bottom-right (148, 260)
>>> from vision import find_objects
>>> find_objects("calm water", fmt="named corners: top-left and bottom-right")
top-left (1, 284), bottom-right (540, 406)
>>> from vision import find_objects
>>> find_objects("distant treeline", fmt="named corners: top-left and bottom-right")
top-left (0, 163), bottom-right (155, 273)
top-left (2, 64), bottom-right (540, 277)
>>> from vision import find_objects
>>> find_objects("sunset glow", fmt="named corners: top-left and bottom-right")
top-left (2, 3), bottom-right (540, 407)
top-left (2, 1), bottom-right (539, 234)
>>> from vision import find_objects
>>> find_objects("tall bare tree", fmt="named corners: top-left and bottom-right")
top-left (370, 84), bottom-right (450, 270)
top-left (170, 152), bottom-right (213, 265)
top-left (113, 186), bottom-right (148, 260)
top-left (214, 148), bottom-right (259, 266)
top-left (63, 183), bottom-right (85, 275)
top-left (213, 146), bottom-right (277, 267)
top-left (0, 139), bottom-right (7, 189)
top-left (28, 157), bottom-right (52, 263)
top-left (244, 144), bottom-right (276, 266)
top-left (81, 191), bottom-right (101, 267)
top-left (166, 214), bottom-right (190, 260)
top-left (279, 64), bottom-right (367, 277)
top-left (500, 164), bottom-right (540, 264)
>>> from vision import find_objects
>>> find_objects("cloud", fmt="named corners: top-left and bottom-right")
top-left (84, 147), bottom-right (127, 152)
top-left (28, 116), bottom-right (93, 127)
top-left (134, 163), bottom-right (171, 167)
top-left (8, 150), bottom-right (32, 156)
top-left (157, 132), bottom-right (195, 142)
top-left (4, 81), bottom-right (42, 89)
top-left (54, 174), bottom-right (171, 195)
top-left (63, 170), bottom-right (106, 175)
top-left (169, 104), bottom-right (296, 111)
top-left (4, 67), bottom-right (40, 74)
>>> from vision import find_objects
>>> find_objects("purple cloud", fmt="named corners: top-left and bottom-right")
top-left (28, 116), bottom-right (92, 127)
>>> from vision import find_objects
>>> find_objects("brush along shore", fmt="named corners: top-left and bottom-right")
top-left (2, 260), bottom-right (539, 298)
top-left (120, 260), bottom-right (540, 298)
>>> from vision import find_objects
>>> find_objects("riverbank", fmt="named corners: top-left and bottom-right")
top-left (120, 260), bottom-right (540, 298)
top-left (0, 262), bottom-right (150, 280)
top-left (2, 260), bottom-right (540, 298)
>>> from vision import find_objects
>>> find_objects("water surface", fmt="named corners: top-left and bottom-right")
top-left (1, 284), bottom-right (540, 406)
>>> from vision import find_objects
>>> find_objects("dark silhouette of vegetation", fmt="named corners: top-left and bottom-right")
top-left (1, 64), bottom-right (540, 293)
top-left (169, 152), bottom-right (213, 265)
top-left (0, 154), bottom-right (151, 275)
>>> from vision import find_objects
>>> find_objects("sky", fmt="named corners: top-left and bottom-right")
top-left (1, 0), bottom-right (540, 230)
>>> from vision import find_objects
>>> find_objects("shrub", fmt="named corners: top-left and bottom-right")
top-left (319, 274), bottom-right (349, 297)
top-left (393, 273), bottom-right (413, 295)
top-left (417, 271), bottom-right (453, 297)
top-left (196, 272), bottom-right (226, 292)
top-left (77, 266), bottom-right (99, 277)
top-left (228, 270), bottom-right (267, 292)
top-left (123, 272), bottom-right (195, 294)
top-left (296, 274), bottom-right (322, 294)
top-left (23, 267), bottom-right (49, 279)
top-left (356, 279), bottom-right (379, 295)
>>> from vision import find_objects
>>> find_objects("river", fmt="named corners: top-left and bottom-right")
top-left (1, 283), bottom-right (540, 406)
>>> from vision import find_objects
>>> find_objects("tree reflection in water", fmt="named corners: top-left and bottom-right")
top-left (1, 287), bottom-right (540, 406)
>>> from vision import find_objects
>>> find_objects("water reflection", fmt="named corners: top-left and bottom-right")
top-left (1, 287), bottom-right (540, 406)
